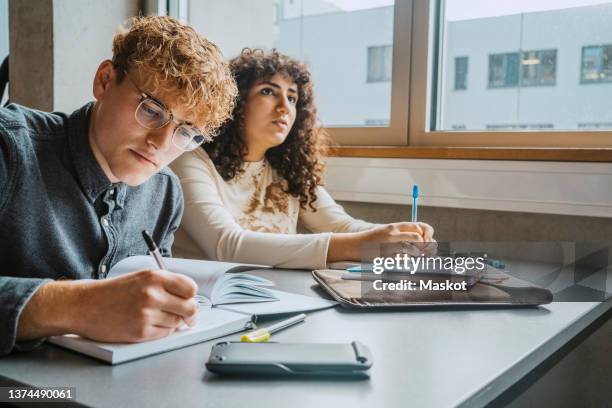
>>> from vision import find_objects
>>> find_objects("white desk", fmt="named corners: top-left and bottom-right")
top-left (0, 268), bottom-right (610, 408)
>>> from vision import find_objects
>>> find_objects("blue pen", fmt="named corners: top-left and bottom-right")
top-left (411, 184), bottom-right (419, 223)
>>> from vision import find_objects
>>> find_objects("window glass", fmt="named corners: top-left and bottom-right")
top-left (187, 0), bottom-right (395, 127)
top-left (436, 0), bottom-right (612, 131)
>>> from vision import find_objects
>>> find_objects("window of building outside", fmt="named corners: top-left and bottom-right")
top-left (581, 44), bottom-right (612, 83)
top-left (487, 50), bottom-right (556, 89)
top-left (488, 53), bottom-right (519, 88)
top-left (454, 56), bottom-right (468, 90)
top-left (367, 45), bottom-right (392, 83)
top-left (521, 49), bottom-right (557, 86)
top-left (436, 0), bottom-right (612, 133)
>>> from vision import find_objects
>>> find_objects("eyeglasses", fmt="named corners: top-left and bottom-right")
top-left (126, 75), bottom-right (211, 151)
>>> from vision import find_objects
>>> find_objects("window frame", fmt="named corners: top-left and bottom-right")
top-left (329, 0), bottom-right (612, 152)
top-left (168, 0), bottom-right (612, 157)
top-left (328, 0), bottom-right (412, 145)
top-left (411, 0), bottom-right (612, 149)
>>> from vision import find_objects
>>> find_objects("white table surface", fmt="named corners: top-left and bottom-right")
top-left (0, 267), bottom-right (610, 408)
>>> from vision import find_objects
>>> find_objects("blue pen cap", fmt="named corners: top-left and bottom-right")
top-left (412, 184), bottom-right (419, 199)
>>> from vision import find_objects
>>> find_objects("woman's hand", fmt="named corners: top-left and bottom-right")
top-left (363, 222), bottom-right (434, 243)
top-left (327, 222), bottom-right (436, 262)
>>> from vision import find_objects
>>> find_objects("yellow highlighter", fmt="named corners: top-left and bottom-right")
top-left (241, 313), bottom-right (307, 342)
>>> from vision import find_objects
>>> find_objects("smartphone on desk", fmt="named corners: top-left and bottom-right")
top-left (206, 341), bottom-right (373, 379)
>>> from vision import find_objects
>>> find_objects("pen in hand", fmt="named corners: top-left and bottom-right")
top-left (409, 185), bottom-right (435, 255)
top-left (411, 184), bottom-right (419, 223)
top-left (142, 230), bottom-right (167, 271)
top-left (410, 184), bottom-right (429, 251)
top-left (141, 230), bottom-right (198, 329)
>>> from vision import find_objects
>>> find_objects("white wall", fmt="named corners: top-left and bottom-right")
top-left (325, 157), bottom-right (612, 217)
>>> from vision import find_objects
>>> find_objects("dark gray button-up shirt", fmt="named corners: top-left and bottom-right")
top-left (0, 102), bottom-right (184, 356)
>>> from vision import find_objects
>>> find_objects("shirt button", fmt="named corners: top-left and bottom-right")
top-left (109, 189), bottom-right (115, 196)
top-left (100, 265), bottom-right (107, 274)
top-left (101, 217), bottom-right (109, 227)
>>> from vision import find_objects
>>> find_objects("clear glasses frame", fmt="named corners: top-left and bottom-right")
top-left (126, 75), bottom-right (211, 151)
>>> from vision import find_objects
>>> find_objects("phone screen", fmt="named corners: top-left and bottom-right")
top-left (216, 342), bottom-right (359, 365)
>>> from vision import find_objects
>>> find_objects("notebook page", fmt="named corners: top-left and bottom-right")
top-left (218, 289), bottom-right (337, 316)
top-left (108, 256), bottom-right (268, 298)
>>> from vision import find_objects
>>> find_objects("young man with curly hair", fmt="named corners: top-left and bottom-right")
top-left (0, 16), bottom-right (237, 355)
top-left (170, 48), bottom-right (435, 270)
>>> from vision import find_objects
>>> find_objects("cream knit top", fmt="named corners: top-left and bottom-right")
top-left (170, 149), bottom-right (376, 269)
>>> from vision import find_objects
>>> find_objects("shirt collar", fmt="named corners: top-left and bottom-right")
top-left (67, 102), bottom-right (115, 204)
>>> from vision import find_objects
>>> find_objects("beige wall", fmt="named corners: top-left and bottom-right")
top-left (339, 201), bottom-right (612, 242)
top-left (9, 0), bottom-right (139, 112)
top-left (9, 0), bottom-right (54, 111)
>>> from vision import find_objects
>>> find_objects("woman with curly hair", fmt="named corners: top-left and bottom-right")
top-left (170, 48), bottom-right (434, 269)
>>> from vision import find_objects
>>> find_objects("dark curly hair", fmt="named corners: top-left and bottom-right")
top-left (202, 48), bottom-right (328, 211)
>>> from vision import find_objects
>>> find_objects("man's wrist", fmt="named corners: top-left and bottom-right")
top-left (17, 280), bottom-right (86, 340)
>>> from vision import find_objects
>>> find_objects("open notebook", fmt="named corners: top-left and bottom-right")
top-left (48, 256), bottom-right (336, 364)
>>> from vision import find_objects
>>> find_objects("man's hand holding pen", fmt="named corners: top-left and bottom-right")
top-left (16, 269), bottom-right (199, 343)
top-left (71, 269), bottom-right (199, 342)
